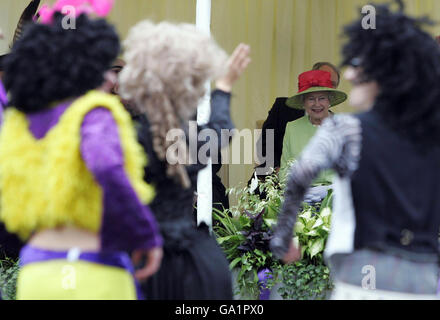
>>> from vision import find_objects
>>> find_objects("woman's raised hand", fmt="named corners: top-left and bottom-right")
top-left (215, 43), bottom-right (251, 92)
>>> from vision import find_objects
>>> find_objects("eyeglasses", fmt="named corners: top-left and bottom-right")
top-left (305, 96), bottom-right (330, 103)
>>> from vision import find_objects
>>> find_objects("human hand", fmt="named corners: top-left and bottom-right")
top-left (215, 43), bottom-right (251, 92)
top-left (282, 239), bottom-right (301, 264)
top-left (303, 185), bottom-right (331, 204)
top-left (132, 246), bottom-right (163, 281)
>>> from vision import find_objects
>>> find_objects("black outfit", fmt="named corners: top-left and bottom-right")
top-left (0, 56), bottom-right (6, 72)
top-left (249, 97), bottom-right (304, 198)
top-left (0, 223), bottom-right (23, 260)
top-left (351, 111), bottom-right (440, 254)
top-left (212, 164), bottom-right (229, 212)
top-left (256, 97), bottom-right (304, 170)
top-left (133, 90), bottom-right (233, 300)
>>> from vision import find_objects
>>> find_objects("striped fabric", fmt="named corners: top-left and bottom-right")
top-left (331, 281), bottom-right (439, 300)
top-left (328, 249), bottom-right (439, 295)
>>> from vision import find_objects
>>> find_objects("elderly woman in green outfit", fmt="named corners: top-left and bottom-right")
top-left (279, 70), bottom-right (347, 202)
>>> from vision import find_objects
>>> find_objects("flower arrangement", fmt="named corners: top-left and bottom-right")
top-left (213, 170), bottom-right (334, 300)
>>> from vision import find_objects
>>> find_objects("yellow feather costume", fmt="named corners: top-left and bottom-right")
top-left (0, 90), bottom-right (154, 240)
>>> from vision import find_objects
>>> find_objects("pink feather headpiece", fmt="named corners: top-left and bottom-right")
top-left (38, 0), bottom-right (114, 24)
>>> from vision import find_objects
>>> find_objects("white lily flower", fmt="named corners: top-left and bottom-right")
top-left (249, 172), bottom-right (259, 194)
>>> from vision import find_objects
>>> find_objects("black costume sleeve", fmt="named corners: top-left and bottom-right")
top-left (256, 99), bottom-right (281, 168)
top-left (203, 89), bottom-right (234, 146)
top-left (0, 223), bottom-right (23, 260)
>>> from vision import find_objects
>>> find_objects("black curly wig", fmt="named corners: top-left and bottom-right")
top-left (342, 0), bottom-right (440, 147)
top-left (3, 12), bottom-right (120, 113)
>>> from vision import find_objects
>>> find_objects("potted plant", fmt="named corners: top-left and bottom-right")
top-left (213, 171), bottom-right (333, 300)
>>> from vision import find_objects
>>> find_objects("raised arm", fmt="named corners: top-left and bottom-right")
top-left (196, 43), bottom-right (251, 154)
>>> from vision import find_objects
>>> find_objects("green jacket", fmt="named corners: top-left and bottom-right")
top-left (279, 115), bottom-right (333, 185)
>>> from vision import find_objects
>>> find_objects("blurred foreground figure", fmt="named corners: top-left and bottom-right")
top-left (119, 20), bottom-right (250, 299)
top-left (0, 0), bottom-right (163, 300)
top-left (271, 0), bottom-right (440, 299)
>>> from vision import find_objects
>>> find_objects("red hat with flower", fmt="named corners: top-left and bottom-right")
top-left (286, 69), bottom-right (347, 109)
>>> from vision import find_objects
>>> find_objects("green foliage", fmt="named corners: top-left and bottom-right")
top-left (213, 171), bottom-right (334, 300)
top-left (0, 257), bottom-right (20, 300)
top-left (267, 260), bottom-right (333, 300)
top-left (294, 191), bottom-right (333, 262)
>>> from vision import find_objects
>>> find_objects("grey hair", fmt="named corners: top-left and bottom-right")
top-left (312, 61), bottom-right (340, 87)
top-left (119, 20), bottom-right (228, 188)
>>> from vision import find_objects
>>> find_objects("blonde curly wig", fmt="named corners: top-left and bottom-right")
top-left (119, 20), bottom-right (228, 189)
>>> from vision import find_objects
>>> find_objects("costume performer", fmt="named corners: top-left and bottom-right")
top-left (271, 0), bottom-right (440, 299)
top-left (0, 0), bottom-right (163, 300)
top-left (119, 20), bottom-right (250, 299)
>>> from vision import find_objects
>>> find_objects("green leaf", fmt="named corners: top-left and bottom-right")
top-left (304, 229), bottom-right (318, 236)
top-left (294, 221), bottom-right (305, 234)
top-left (264, 218), bottom-right (277, 229)
top-left (311, 218), bottom-right (324, 229)
top-left (229, 257), bottom-right (242, 270)
top-left (306, 218), bottom-right (317, 230)
top-left (299, 209), bottom-right (312, 220)
top-left (300, 246), bottom-right (306, 258)
top-left (216, 235), bottom-right (238, 245)
top-left (320, 189), bottom-right (333, 209)
top-left (309, 239), bottom-right (325, 258)
top-left (320, 207), bottom-right (331, 218)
